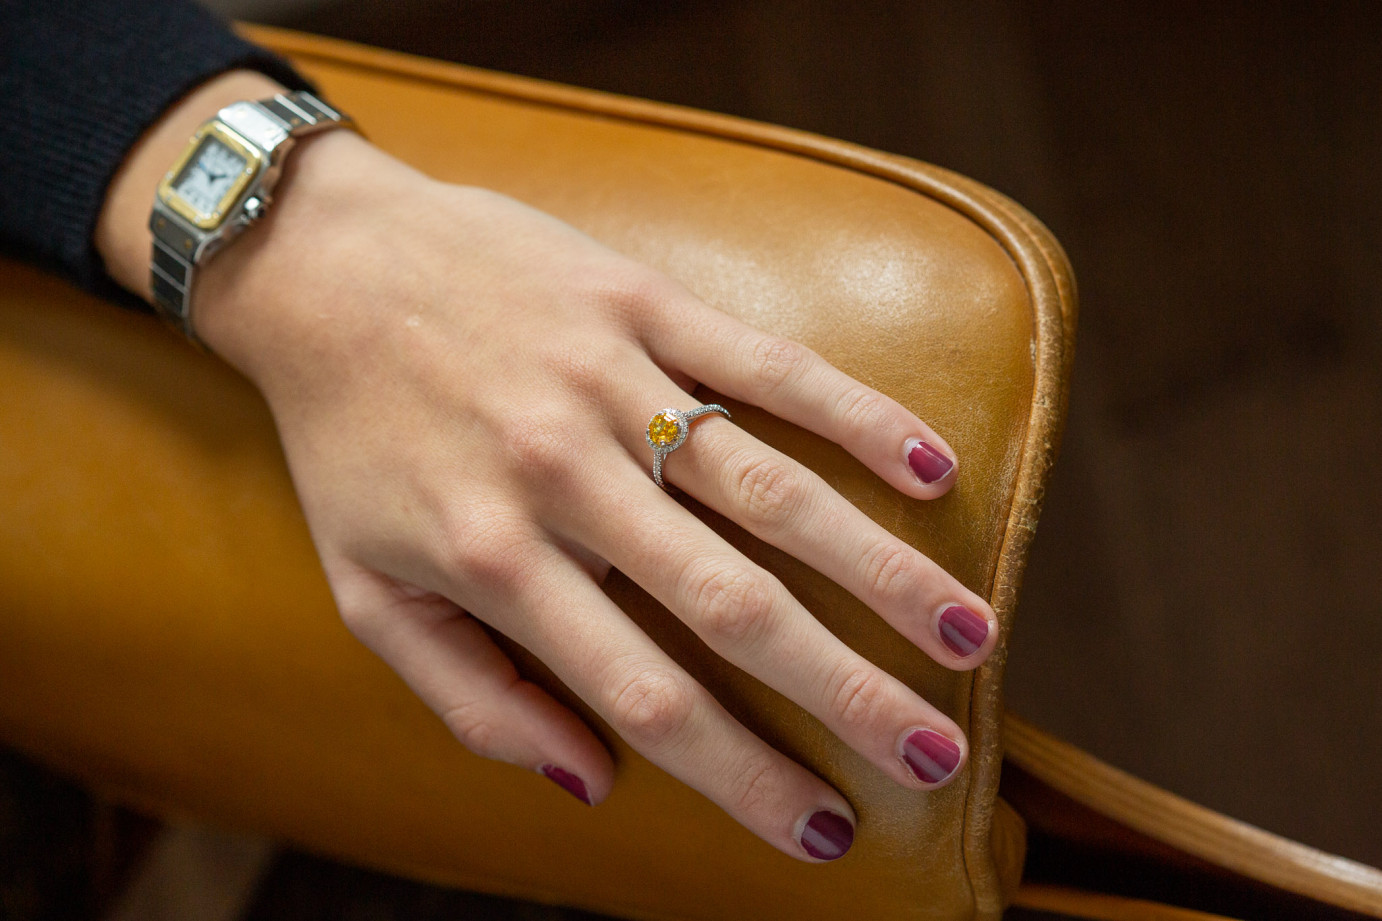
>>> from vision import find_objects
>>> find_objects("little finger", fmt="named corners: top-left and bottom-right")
top-left (327, 560), bottom-right (612, 806)
top-left (473, 551), bottom-right (859, 862)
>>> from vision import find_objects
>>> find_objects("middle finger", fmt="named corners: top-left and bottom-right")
top-left (554, 457), bottom-right (970, 791)
top-left (653, 411), bottom-right (998, 668)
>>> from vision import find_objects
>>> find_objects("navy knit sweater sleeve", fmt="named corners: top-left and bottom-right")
top-left (0, 0), bottom-right (310, 304)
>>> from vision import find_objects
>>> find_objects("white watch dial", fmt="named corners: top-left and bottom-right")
top-left (173, 136), bottom-right (248, 218)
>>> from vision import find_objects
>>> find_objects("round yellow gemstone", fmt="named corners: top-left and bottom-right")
top-left (647, 412), bottom-right (682, 446)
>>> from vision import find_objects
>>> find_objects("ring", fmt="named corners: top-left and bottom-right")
top-left (646, 404), bottom-right (732, 489)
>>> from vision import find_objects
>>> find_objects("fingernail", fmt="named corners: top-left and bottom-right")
top-left (799, 809), bottom-right (854, 861)
top-left (540, 764), bottom-right (592, 805)
top-left (907, 440), bottom-right (955, 485)
top-left (938, 604), bottom-right (990, 658)
top-left (900, 729), bottom-right (962, 786)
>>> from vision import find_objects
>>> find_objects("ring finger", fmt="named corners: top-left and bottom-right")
top-left (641, 302), bottom-right (960, 498)
top-left (552, 459), bottom-right (971, 792)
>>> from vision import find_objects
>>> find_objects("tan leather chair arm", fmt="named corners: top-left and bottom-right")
top-left (0, 27), bottom-right (1076, 920)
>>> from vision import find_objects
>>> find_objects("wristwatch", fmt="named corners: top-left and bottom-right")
top-left (149, 90), bottom-right (354, 341)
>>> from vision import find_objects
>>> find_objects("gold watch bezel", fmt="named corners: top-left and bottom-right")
top-left (156, 121), bottom-right (266, 230)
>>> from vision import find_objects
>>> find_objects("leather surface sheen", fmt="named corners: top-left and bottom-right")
top-left (0, 28), bottom-right (1076, 921)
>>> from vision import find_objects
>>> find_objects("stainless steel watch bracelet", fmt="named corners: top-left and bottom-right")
top-left (149, 90), bottom-right (353, 342)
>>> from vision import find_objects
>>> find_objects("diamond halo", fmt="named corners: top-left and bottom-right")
top-left (646, 404), bottom-right (731, 489)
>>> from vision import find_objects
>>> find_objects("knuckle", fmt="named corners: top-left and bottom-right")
top-left (501, 410), bottom-right (561, 465)
top-left (835, 386), bottom-right (892, 434)
top-left (750, 335), bottom-right (809, 393)
top-left (732, 755), bottom-right (783, 817)
top-left (587, 266), bottom-right (680, 324)
top-left (438, 516), bottom-right (540, 598)
top-left (860, 540), bottom-right (920, 608)
top-left (731, 454), bottom-right (802, 532)
top-left (615, 268), bottom-right (678, 311)
top-left (501, 411), bottom-right (582, 485)
top-left (541, 338), bottom-right (631, 401)
top-left (607, 666), bottom-right (698, 751)
top-left (440, 698), bottom-right (499, 758)
top-left (336, 597), bottom-right (384, 643)
top-left (548, 349), bottom-right (605, 400)
top-left (826, 660), bottom-right (892, 730)
top-left (684, 564), bottom-right (777, 647)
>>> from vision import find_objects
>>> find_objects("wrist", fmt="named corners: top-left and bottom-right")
top-left (190, 127), bottom-right (425, 387)
top-left (95, 70), bottom-right (289, 299)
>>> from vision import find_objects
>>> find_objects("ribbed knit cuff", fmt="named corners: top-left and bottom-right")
top-left (0, 0), bottom-right (312, 306)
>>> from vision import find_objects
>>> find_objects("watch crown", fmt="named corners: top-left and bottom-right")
top-left (243, 196), bottom-right (266, 221)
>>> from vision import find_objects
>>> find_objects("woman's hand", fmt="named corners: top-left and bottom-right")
top-left (99, 74), bottom-right (997, 863)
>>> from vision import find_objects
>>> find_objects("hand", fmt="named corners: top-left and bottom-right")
top-left (98, 75), bottom-right (998, 863)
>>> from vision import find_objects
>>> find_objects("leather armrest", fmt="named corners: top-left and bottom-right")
top-left (0, 27), bottom-right (1076, 921)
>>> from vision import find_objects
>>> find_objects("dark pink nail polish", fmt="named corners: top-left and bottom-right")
top-left (907, 441), bottom-right (955, 484)
top-left (901, 729), bottom-right (962, 785)
top-left (800, 810), bottom-right (854, 861)
top-left (938, 605), bottom-right (989, 658)
top-left (541, 764), bottom-right (592, 805)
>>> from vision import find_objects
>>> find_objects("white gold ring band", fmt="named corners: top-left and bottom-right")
top-left (646, 405), bottom-right (732, 489)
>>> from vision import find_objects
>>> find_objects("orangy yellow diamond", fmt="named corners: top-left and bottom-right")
top-left (647, 412), bottom-right (682, 446)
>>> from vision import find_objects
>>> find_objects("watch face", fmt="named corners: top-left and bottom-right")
top-left (173, 136), bottom-right (248, 217)
top-left (158, 122), bottom-right (263, 229)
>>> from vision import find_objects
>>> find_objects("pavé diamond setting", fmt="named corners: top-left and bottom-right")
top-left (646, 404), bottom-right (732, 489)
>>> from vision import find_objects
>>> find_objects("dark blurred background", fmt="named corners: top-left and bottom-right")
top-left (6, 1), bottom-right (1380, 917)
